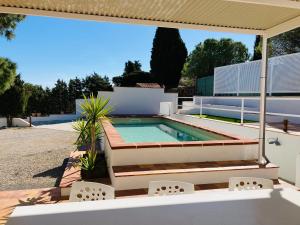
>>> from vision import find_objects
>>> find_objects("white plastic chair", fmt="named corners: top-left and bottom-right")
top-left (229, 177), bottom-right (274, 191)
top-left (148, 181), bottom-right (195, 196)
top-left (69, 181), bottom-right (115, 202)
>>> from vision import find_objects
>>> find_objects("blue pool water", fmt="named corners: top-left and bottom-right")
top-left (113, 118), bottom-right (229, 143)
top-left (32, 119), bottom-right (74, 126)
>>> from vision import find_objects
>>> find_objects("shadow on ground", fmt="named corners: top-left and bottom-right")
top-left (33, 158), bottom-right (69, 187)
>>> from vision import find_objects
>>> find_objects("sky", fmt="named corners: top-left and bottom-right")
top-left (0, 16), bottom-right (256, 88)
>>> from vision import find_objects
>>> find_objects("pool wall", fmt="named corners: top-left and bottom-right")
top-left (102, 117), bottom-right (258, 167)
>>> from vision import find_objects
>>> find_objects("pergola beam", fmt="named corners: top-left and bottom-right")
top-left (225, 0), bottom-right (300, 9)
top-left (265, 15), bottom-right (300, 38)
top-left (0, 6), bottom-right (265, 35)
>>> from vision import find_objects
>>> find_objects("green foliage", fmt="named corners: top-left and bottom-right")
top-left (270, 27), bottom-right (300, 56)
top-left (80, 94), bottom-right (111, 153)
top-left (73, 119), bottom-right (102, 148)
top-left (123, 60), bottom-right (142, 76)
top-left (0, 14), bottom-right (25, 40)
top-left (0, 75), bottom-right (28, 125)
top-left (0, 57), bottom-right (17, 95)
top-left (24, 84), bottom-right (48, 114)
top-left (83, 72), bottom-right (112, 96)
top-left (252, 35), bottom-right (262, 60)
top-left (112, 71), bottom-right (157, 87)
top-left (150, 27), bottom-right (188, 89)
top-left (79, 150), bottom-right (97, 171)
top-left (183, 38), bottom-right (249, 79)
top-left (50, 79), bottom-right (69, 114)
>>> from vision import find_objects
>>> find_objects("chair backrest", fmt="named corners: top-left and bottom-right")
top-left (148, 181), bottom-right (195, 196)
top-left (229, 177), bottom-right (274, 191)
top-left (69, 181), bottom-right (115, 202)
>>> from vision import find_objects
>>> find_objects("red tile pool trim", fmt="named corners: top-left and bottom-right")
top-left (101, 117), bottom-right (258, 150)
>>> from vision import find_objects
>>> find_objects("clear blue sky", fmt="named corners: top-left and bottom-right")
top-left (0, 16), bottom-right (255, 88)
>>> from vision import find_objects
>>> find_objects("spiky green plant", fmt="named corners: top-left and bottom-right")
top-left (80, 94), bottom-right (111, 153)
top-left (73, 119), bottom-right (102, 148)
top-left (79, 150), bottom-right (97, 171)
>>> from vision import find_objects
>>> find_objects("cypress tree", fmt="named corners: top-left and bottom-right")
top-left (150, 27), bottom-right (187, 89)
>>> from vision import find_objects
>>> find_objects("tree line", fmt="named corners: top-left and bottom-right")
top-left (1, 13), bottom-right (300, 122)
top-left (0, 73), bottom-right (112, 123)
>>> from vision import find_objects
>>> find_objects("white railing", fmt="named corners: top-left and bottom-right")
top-left (177, 96), bottom-right (300, 125)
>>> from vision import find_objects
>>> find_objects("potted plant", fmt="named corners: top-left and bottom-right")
top-left (74, 94), bottom-right (111, 179)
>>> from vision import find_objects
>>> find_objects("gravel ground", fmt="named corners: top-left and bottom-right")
top-left (0, 127), bottom-right (77, 191)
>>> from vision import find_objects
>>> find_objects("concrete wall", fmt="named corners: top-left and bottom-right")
top-left (12, 118), bottom-right (30, 127)
top-left (172, 114), bottom-right (300, 184)
top-left (0, 118), bottom-right (7, 127)
top-left (76, 87), bottom-right (178, 115)
top-left (27, 114), bottom-right (78, 122)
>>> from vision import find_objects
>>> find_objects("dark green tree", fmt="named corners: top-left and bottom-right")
top-left (150, 27), bottom-right (187, 89)
top-left (123, 60), bottom-right (142, 76)
top-left (0, 14), bottom-right (25, 40)
top-left (0, 57), bottom-right (17, 94)
top-left (270, 27), bottom-right (300, 56)
top-left (182, 38), bottom-right (249, 79)
top-left (112, 71), bottom-right (156, 87)
top-left (83, 73), bottom-right (112, 95)
top-left (25, 84), bottom-right (47, 114)
top-left (0, 14), bottom-right (25, 95)
top-left (0, 75), bottom-right (28, 126)
top-left (51, 79), bottom-right (69, 114)
top-left (68, 77), bottom-right (83, 112)
top-left (252, 35), bottom-right (262, 60)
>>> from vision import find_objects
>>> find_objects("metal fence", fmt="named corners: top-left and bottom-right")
top-left (214, 52), bottom-right (300, 96)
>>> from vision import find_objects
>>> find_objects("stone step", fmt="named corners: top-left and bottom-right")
top-left (111, 160), bottom-right (279, 190)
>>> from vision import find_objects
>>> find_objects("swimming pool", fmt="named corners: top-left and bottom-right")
top-left (102, 117), bottom-right (259, 190)
top-left (113, 118), bottom-right (230, 143)
top-left (32, 119), bottom-right (74, 126)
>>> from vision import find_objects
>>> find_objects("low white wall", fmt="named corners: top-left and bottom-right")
top-left (12, 118), bottom-right (30, 127)
top-left (296, 155), bottom-right (300, 188)
top-left (0, 117), bottom-right (7, 127)
top-left (172, 114), bottom-right (300, 184)
top-left (183, 97), bottom-right (300, 124)
top-left (27, 114), bottom-right (78, 122)
top-left (76, 87), bottom-right (178, 115)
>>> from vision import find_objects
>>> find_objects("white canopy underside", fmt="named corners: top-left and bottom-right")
top-left (0, 0), bottom-right (300, 37)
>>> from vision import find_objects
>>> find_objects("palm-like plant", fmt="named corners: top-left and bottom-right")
top-left (80, 94), bottom-right (111, 155)
top-left (73, 119), bottom-right (102, 148)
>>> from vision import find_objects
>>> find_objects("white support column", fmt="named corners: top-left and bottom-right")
top-left (258, 36), bottom-right (269, 165)
top-left (200, 97), bottom-right (203, 116)
top-left (240, 98), bottom-right (244, 125)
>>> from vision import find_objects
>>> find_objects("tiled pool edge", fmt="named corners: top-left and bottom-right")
top-left (101, 117), bottom-right (258, 150)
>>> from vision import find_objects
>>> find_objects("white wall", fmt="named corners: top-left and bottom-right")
top-left (27, 114), bottom-right (78, 122)
top-left (12, 118), bottom-right (30, 127)
top-left (0, 117), bottom-right (7, 127)
top-left (76, 87), bottom-right (178, 115)
top-left (172, 114), bottom-right (300, 184)
top-left (182, 96), bottom-right (300, 124)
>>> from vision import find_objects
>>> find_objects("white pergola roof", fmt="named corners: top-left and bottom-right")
top-left (0, 0), bottom-right (300, 37)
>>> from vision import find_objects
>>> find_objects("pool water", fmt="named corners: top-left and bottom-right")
top-left (113, 118), bottom-right (230, 143)
top-left (32, 119), bottom-right (74, 126)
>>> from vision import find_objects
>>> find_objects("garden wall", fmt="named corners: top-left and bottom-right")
top-left (76, 87), bottom-right (178, 115)
top-left (0, 118), bottom-right (7, 127)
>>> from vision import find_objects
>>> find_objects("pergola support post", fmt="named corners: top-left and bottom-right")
top-left (258, 35), bottom-right (270, 165)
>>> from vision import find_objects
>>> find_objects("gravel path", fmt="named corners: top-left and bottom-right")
top-left (0, 127), bottom-right (77, 191)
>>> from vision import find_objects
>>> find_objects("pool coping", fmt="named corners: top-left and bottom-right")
top-left (101, 116), bottom-right (258, 150)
